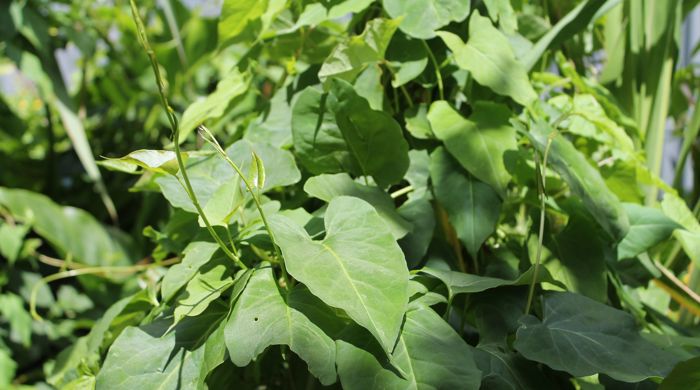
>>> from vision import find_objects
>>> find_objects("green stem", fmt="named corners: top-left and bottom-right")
top-left (129, 0), bottom-right (245, 269)
top-left (199, 126), bottom-right (290, 288)
top-left (525, 133), bottom-right (554, 315)
top-left (422, 40), bottom-right (444, 100)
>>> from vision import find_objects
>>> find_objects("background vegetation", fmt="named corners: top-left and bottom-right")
top-left (1, 0), bottom-right (700, 388)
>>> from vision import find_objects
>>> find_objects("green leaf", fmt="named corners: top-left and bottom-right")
top-left (528, 121), bottom-right (630, 241)
top-left (659, 356), bottom-right (700, 390)
top-left (514, 292), bottom-right (680, 382)
top-left (428, 101), bottom-right (517, 195)
top-left (437, 12), bottom-right (537, 106)
top-left (0, 349), bottom-right (16, 388)
top-left (0, 293), bottom-right (32, 347)
top-left (382, 0), bottom-right (471, 39)
top-left (173, 258), bottom-right (234, 325)
top-left (156, 139), bottom-right (299, 213)
top-left (319, 18), bottom-right (401, 82)
top-left (161, 241), bottom-right (220, 302)
top-left (544, 205), bottom-right (610, 302)
top-left (523, 0), bottom-right (609, 71)
top-left (420, 264), bottom-right (564, 300)
top-left (96, 303), bottom-right (228, 390)
top-left (218, 0), bottom-right (267, 46)
top-left (336, 306), bottom-right (482, 389)
top-left (304, 173), bottom-right (411, 239)
top-left (0, 222), bottom-right (28, 264)
top-left (617, 204), bottom-right (681, 260)
top-left (404, 103), bottom-right (434, 139)
top-left (178, 69), bottom-right (249, 142)
top-left (291, 87), bottom-right (352, 175)
top-left (483, 0), bottom-right (517, 34)
top-left (329, 79), bottom-right (410, 188)
top-left (0, 187), bottom-right (131, 266)
top-left (386, 31), bottom-right (429, 87)
top-left (430, 147), bottom-right (501, 257)
top-left (99, 149), bottom-right (184, 175)
top-left (270, 196), bottom-right (409, 353)
top-left (474, 347), bottom-right (555, 390)
top-left (224, 265), bottom-right (341, 385)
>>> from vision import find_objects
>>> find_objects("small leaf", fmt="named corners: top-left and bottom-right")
top-left (304, 173), bottom-right (411, 239)
top-left (329, 79), bottom-right (410, 188)
top-left (269, 196), bottom-right (409, 353)
top-left (617, 203), bottom-right (681, 260)
top-left (161, 241), bottom-right (220, 302)
top-left (428, 101), bottom-right (517, 195)
top-left (172, 258), bottom-right (234, 325)
top-left (382, 0), bottom-right (470, 39)
top-left (178, 69), bottom-right (249, 142)
top-left (430, 147), bottom-right (502, 257)
top-left (100, 149), bottom-right (183, 175)
top-left (514, 292), bottom-right (680, 382)
top-left (437, 12), bottom-right (537, 106)
top-left (218, 0), bottom-right (268, 46)
top-left (319, 18), bottom-right (400, 82)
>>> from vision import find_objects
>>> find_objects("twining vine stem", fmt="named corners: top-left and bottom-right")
top-left (129, 0), bottom-right (246, 270)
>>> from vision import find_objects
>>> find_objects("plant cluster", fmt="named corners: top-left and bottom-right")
top-left (1, 0), bottom-right (700, 389)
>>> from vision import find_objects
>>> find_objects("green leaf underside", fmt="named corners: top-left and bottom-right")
top-left (336, 306), bottom-right (482, 389)
top-left (514, 292), bottom-right (680, 382)
top-left (224, 265), bottom-right (340, 385)
top-left (270, 196), bottom-right (409, 353)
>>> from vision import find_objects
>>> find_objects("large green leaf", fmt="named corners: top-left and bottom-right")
top-left (336, 306), bottom-right (482, 389)
top-left (382, 0), bottom-right (471, 39)
top-left (437, 12), bottom-right (536, 106)
top-left (304, 173), bottom-right (411, 239)
top-left (659, 356), bottom-right (700, 390)
top-left (617, 203), bottom-right (681, 260)
top-left (329, 79), bottom-right (410, 188)
top-left (428, 101), bottom-right (516, 195)
top-left (430, 147), bottom-right (501, 257)
top-left (96, 304), bottom-right (228, 390)
top-left (318, 18), bottom-right (400, 82)
top-left (421, 264), bottom-right (564, 301)
top-left (270, 196), bottom-right (409, 353)
top-left (178, 69), bottom-right (249, 142)
top-left (224, 265), bottom-right (341, 385)
top-left (0, 187), bottom-right (131, 266)
top-left (291, 87), bottom-right (351, 174)
top-left (528, 121), bottom-right (630, 241)
top-left (514, 292), bottom-right (680, 382)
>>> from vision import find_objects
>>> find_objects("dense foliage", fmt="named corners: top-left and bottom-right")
top-left (1, 0), bottom-right (700, 388)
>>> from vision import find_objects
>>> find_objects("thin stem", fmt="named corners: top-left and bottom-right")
top-left (129, 0), bottom-right (245, 269)
top-left (525, 132), bottom-right (555, 315)
top-left (199, 126), bottom-right (290, 288)
top-left (30, 257), bottom-right (180, 321)
top-left (390, 185), bottom-right (413, 199)
top-left (422, 40), bottom-right (444, 100)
